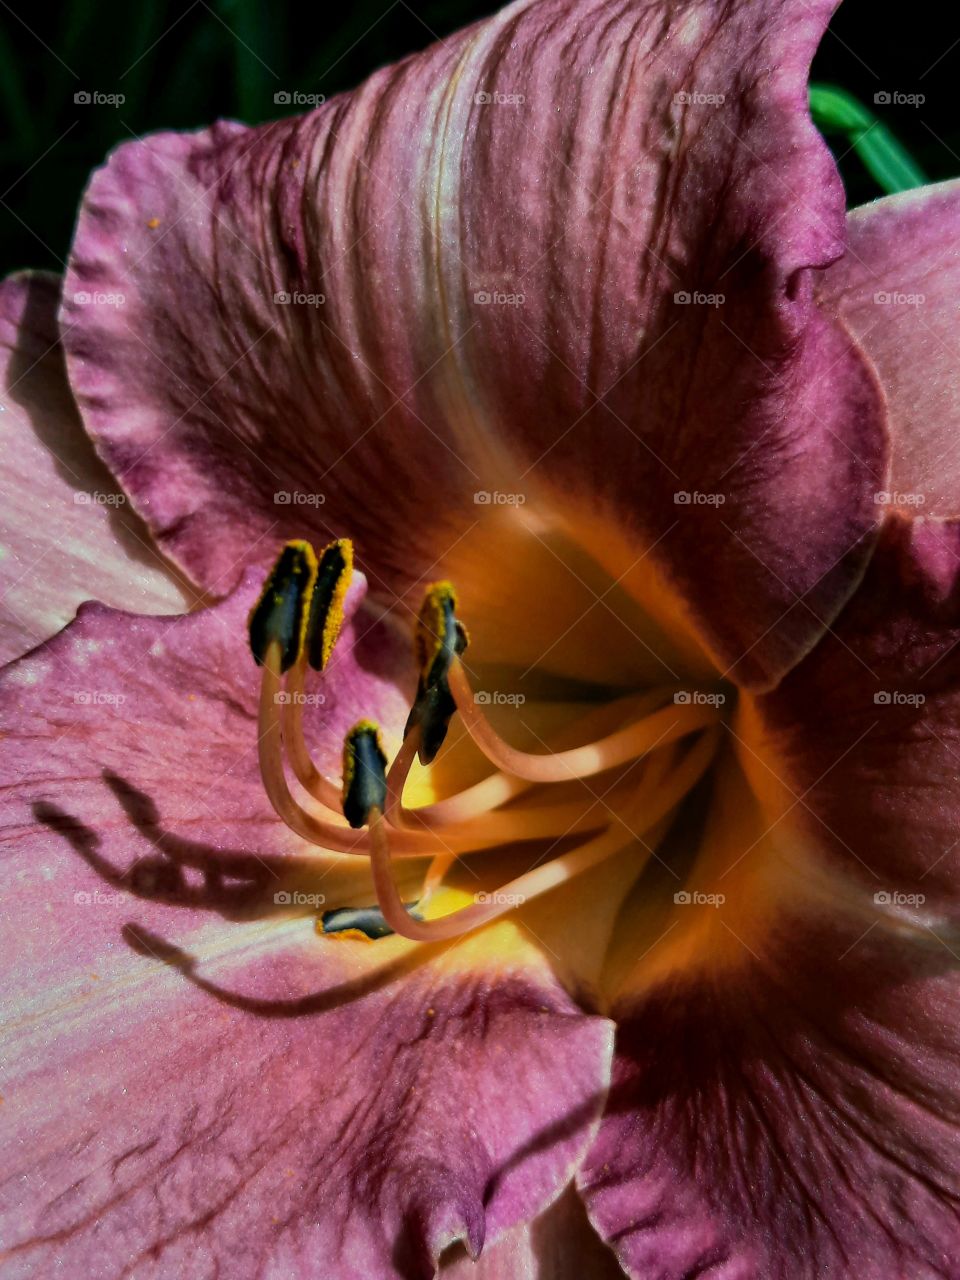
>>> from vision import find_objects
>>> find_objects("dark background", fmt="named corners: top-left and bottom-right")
top-left (0, 0), bottom-right (954, 277)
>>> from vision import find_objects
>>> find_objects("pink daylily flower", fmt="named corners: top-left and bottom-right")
top-left (3, 0), bottom-right (960, 1276)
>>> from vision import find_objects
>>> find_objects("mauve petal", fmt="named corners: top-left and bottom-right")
top-left (579, 899), bottom-right (960, 1279)
top-left (818, 179), bottom-right (960, 516)
top-left (61, 0), bottom-right (886, 690)
top-left (745, 515), bottom-right (960, 917)
top-left (0, 272), bottom-right (190, 664)
top-left (0, 581), bottom-right (613, 1277)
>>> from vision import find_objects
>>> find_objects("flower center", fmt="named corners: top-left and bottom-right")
top-left (249, 539), bottom-right (727, 941)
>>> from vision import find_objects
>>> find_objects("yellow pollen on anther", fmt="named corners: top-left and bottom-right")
top-left (307, 538), bottom-right (353, 671)
top-left (414, 581), bottom-right (460, 682)
top-left (248, 540), bottom-right (318, 672)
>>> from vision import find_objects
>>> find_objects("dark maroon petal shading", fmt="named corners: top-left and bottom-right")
top-left (579, 901), bottom-right (960, 1278)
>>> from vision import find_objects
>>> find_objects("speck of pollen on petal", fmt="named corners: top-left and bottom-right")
top-left (249, 539), bottom-right (727, 944)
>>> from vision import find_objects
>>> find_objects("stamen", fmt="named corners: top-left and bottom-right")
top-left (387, 688), bottom-right (681, 848)
top-left (420, 851), bottom-right (455, 904)
top-left (306, 538), bottom-right (353, 671)
top-left (367, 728), bottom-right (720, 942)
top-left (418, 740), bottom-right (681, 908)
top-left (404, 581), bottom-right (469, 765)
top-left (257, 646), bottom-right (437, 856)
top-left (384, 725), bottom-right (421, 827)
top-left (414, 580), bottom-right (464, 686)
top-left (413, 769), bottom-right (530, 826)
top-left (321, 902), bottom-right (423, 939)
top-left (276, 539), bottom-right (354, 809)
top-left (448, 657), bottom-right (718, 783)
top-left (257, 641), bottom-right (377, 855)
top-left (342, 721), bottom-right (389, 829)
top-left (249, 550), bottom-right (383, 854)
top-left (404, 679), bottom-right (461, 766)
top-left (248, 540), bottom-right (318, 672)
top-left (254, 556), bottom-right (727, 933)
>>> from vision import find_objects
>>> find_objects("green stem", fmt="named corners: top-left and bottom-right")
top-left (809, 83), bottom-right (927, 196)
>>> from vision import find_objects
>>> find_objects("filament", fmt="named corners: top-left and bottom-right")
top-left (281, 660), bottom-right (342, 811)
top-left (261, 645), bottom-right (637, 857)
top-left (369, 728), bottom-right (720, 942)
top-left (394, 686), bottom-right (679, 828)
top-left (448, 659), bottom-right (716, 783)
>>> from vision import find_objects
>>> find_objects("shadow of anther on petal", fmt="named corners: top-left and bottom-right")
top-left (104, 769), bottom-right (281, 904)
top-left (34, 794), bottom-right (274, 921)
top-left (32, 766), bottom-right (349, 922)
top-left (34, 775), bottom-right (454, 1019)
top-left (120, 922), bottom-right (443, 1019)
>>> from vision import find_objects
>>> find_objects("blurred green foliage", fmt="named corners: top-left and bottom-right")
top-left (0, 0), bottom-right (953, 277)
top-left (810, 84), bottom-right (927, 194)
